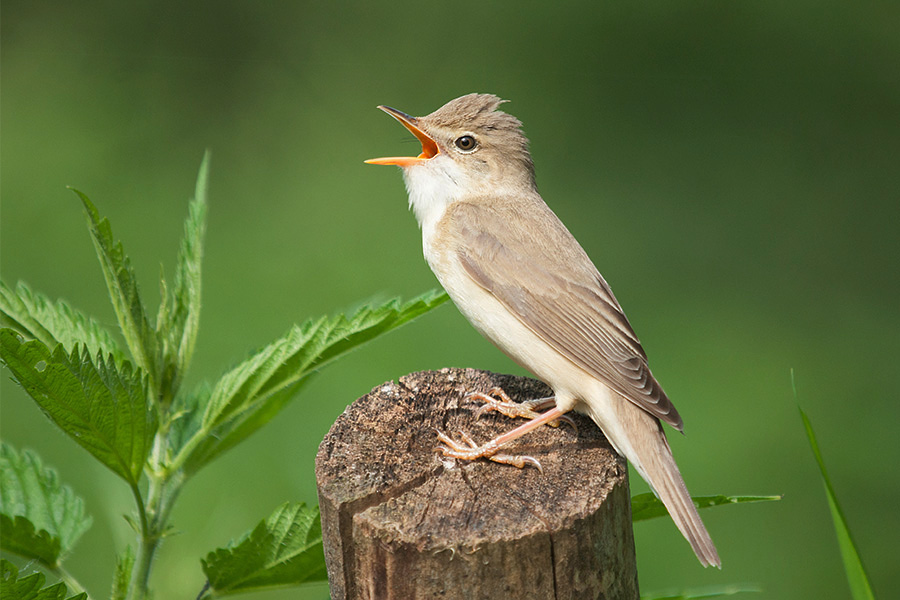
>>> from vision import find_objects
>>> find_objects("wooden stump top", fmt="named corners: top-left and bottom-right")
top-left (315, 368), bottom-right (638, 600)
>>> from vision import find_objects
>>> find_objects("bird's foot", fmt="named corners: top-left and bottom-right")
top-left (467, 387), bottom-right (577, 432)
top-left (435, 429), bottom-right (543, 472)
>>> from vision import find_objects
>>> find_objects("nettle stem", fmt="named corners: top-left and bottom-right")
top-left (127, 421), bottom-right (184, 600)
top-left (52, 564), bottom-right (87, 596)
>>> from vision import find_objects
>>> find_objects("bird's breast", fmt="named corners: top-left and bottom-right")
top-left (423, 219), bottom-right (587, 414)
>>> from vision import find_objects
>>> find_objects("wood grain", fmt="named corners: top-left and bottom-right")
top-left (315, 368), bottom-right (639, 600)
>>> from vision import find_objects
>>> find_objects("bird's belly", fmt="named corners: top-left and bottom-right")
top-left (429, 256), bottom-right (590, 413)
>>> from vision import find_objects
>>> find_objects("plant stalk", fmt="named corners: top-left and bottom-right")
top-left (125, 423), bottom-right (184, 600)
top-left (51, 564), bottom-right (88, 597)
top-left (125, 478), bottom-right (156, 600)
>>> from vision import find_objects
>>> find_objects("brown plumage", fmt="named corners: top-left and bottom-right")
top-left (367, 93), bottom-right (720, 567)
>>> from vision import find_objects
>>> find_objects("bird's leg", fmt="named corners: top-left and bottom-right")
top-left (436, 405), bottom-right (571, 472)
top-left (436, 430), bottom-right (543, 471)
top-left (468, 387), bottom-right (577, 431)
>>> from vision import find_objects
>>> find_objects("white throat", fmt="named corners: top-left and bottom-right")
top-left (401, 157), bottom-right (467, 235)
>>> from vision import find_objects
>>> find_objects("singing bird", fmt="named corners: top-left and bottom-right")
top-left (366, 93), bottom-right (720, 568)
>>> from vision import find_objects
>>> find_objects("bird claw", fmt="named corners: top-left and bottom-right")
top-left (489, 452), bottom-right (543, 473)
top-left (435, 388), bottom-right (572, 473)
top-left (467, 387), bottom-right (577, 433)
top-left (435, 428), bottom-right (542, 472)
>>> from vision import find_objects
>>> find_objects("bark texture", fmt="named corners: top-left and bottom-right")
top-left (315, 368), bottom-right (639, 600)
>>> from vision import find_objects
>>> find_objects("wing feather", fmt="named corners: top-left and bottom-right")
top-left (450, 199), bottom-right (683, 430)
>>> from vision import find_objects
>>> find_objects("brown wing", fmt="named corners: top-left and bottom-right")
top-left (449, 198), bottom-right (683, 430)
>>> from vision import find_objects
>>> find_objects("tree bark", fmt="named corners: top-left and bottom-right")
top-left (315, 368), bottom-right (639, 600)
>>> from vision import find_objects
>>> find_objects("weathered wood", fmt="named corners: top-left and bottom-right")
top-left (315, 368), bottom-right (639, 600)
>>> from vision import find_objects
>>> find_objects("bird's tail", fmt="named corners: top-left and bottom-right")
top-left (593, 399), bottom-right (721, 567)
top-left (637, 428), bottom-right (721, 567)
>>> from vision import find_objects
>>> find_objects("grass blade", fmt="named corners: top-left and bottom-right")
top-left (798, 405), bottom-right (875, 600)
top-left (641, 583), bottom-right (762, 599)
top-left (631, 493), bottom-right (781, 522)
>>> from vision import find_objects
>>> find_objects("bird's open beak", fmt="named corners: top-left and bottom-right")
top-left (365, 105), bottom-right (439, 167)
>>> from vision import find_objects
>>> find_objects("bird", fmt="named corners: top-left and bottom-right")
top-left (365, 93), bottom-right (720, 568)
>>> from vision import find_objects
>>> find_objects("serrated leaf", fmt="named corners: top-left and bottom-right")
top-left (0, 331), bottom-right (157, 485)
top-left (0, 443), bottom-right (92, 568)
top-left (165, 380), bottom-right (210, 459)
top-left (630, 493), bottom-right (782, 522)
top-left (641, 583), bottom-right (762, 599)
top-left (157, 153), bottom-right (209, 402)
top-left (70, 188), bottom-right (158, 393)
top-left (0, 559), bottom-right (88, 600)
top-left (798, 405), bottom-right (874, 600)
top-left (172, 290), bottom-right (448, 474)
top-left (0, 281), bottom-right (125, 364)
top-left (202, 502), bottom-right (327, 594)
top-left (0, 516), bottom-right (60, 567)
top-left (110, 545), bottom-right (134, 600)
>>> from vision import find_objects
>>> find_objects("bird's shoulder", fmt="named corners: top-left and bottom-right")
top-left (440, 192), bottom-right (600, 285)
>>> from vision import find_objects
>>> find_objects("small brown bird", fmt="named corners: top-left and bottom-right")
top-left (366, 93), bottom-right (720, 567)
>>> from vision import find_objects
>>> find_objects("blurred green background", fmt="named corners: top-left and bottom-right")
top-left (2, 1), bottom-right (898, 598)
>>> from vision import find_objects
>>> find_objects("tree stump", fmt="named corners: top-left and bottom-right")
top-left (315, 368), bottom-right (639, 600)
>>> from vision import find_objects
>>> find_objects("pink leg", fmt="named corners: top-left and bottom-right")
top-left (468, 387), bottom-right (577, 431)
top-left (436, 405), bottom-right (572, 472)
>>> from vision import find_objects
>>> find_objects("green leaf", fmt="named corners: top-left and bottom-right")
top-left (0, 281), bottom-right (125, 364)
top-left (166, 380), bottom-right (211, 460)
top-left (110, 545), bottom-right (134, 600)
top-left (0, 559), bottom-right (87, 600)
top-left (202, 502), bottom-right (327, 594)
top-left (641, 584), bottom-right (762, 599)
top-left (631, 493), bottom-right (782, 522)
top-left (70, 188), bottom-right (158, 393)
top-left (0, 443), bottom-right (92, 568)
top-left (157, 153), bottom-right (209, 402)
top-left (0, 516), bottom-right (59, 568)
top-left (0, 331), bottom-right (157, 485)
top-left (798, 405), bottom-right (875, 600)
top-left (171, 290), bottom-right (448, 474)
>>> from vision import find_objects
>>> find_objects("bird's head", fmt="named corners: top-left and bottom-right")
top-left (366, 94), bottom-right (536, 196)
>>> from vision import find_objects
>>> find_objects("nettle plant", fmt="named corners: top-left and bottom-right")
top-left (0, 154), bottom-right (447, 599)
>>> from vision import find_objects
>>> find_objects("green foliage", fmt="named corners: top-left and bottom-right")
top-left (0, 156), bottom-right (447, 599)
top-left (171, 290), bottom-right (448, 475)
top-left (631, 493), bottom-right (782, 523)
top-left (0, 559), bottom-right (87, 600)
top-left (69, 188), bottom-right (160, 396)
top-left (0, 443), bottom-right (92, 568)
top-left (110, 546), bottom-right (134, 600)
top-left (0, 281), bottom-right (125, 364)
top-left (635, 377), bottom-right (876, 600)
top-left (640, 584), bottom-right (762, 599)
top-left (155, 152), bottom-right (207, 405)
top-left (0, 333), bottom-right (155, 486)
top-left (201, 503), bottom-right (327, 596)
top-left (0, 515), bottom-right (60, 569)
top-left (797, 399), bottom-right (875, 600)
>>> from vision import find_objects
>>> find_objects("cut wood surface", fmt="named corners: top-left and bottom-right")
top-left (315, 368), bottom-right (639, 600)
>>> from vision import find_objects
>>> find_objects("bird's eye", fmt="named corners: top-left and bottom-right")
top-left (454, 135), bottom-right (477, 152)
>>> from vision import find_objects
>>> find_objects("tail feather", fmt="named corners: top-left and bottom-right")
top-left (645, 433), bottom-right (721, 567)
top-left (591, 394), bottom-right (721, 567)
